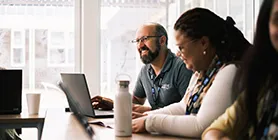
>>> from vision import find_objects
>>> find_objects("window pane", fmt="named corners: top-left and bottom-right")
top-left (0, 29), bottom-right (11, 66)
top-left (68, 48), bottom-right (74, 64)
top-left (192, 0), bottom-right (201, 7)
top-left (184, 2), bottom-right (191, 10)
top-left (0, 29), bottom-right (7, 47)
top-left (69, 32), bottom-right (74, 48)
top-left (184, 0), bottom-right (254, 43)
top-left (0, 1), bottom-right (76, 110)
top-left (205, 0), bottom-right (214, 9)
top-left (246, 0), bottom-right (254, 42)
top-left (230, 0), bottom-right (243, 31)
top-left (50, 32), bottom-right (65, 46)
top-left (12, 48), bottom-right (24, 64)
top-left (0, 5), bottom-right (5, 15)
top-left (14, 31), bottom-right (22, 44)
top-left (49, 48), bottom-right (66, 64)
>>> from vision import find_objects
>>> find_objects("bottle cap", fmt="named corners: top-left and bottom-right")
top-left (115, 74), bottom-right (132, 84)
top-left (118, 80), bottom-right (130, 86)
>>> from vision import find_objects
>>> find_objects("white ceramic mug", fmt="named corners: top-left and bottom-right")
top-left (26, 93), bottom-right (41, 115)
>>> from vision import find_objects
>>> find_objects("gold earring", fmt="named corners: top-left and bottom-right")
top-left (203, 51), bottom-right (206, 55)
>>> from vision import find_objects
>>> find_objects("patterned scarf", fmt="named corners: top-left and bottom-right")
top-left (252, 83), bottom-right (278, 139)
top-left (184, 55), bottom-right (225, 115)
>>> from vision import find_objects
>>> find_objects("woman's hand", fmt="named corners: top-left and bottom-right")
top-left (132, 117), bottom-right (147, 133)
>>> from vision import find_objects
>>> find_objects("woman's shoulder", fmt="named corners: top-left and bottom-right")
top-left (216, 63), bottom-right (239, 78)
top-left (210, 64), bottom-right (239, 91)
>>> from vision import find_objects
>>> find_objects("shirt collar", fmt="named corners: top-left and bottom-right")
top-left (148, 49), bottom-right (174, 77)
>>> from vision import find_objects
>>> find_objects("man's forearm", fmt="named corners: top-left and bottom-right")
top-left (132, 96), bottom-right (145, 105)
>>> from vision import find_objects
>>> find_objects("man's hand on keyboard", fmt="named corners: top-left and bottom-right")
top-left (91, 96), bottom-right (113, 110)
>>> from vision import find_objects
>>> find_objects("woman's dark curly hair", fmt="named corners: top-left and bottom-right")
top-left (174, 8), bottom-right (251, 63)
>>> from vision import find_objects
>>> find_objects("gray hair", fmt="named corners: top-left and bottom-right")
top-left (153, 23), bottom-right (168, 46)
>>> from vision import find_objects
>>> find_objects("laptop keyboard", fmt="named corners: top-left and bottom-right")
top-left (94, 109), bottom-right (114, 116)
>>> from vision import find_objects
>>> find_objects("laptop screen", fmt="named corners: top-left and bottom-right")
top-left (60, 73), bottom-right (95, 117)
top-left (58, 81), bottom-right (95, 138)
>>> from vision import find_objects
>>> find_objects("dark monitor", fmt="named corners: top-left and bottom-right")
top-left (0, 69), bottom-right (22, 114)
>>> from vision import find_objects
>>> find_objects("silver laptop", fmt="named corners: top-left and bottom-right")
top-left (60, 73), bottom-right (113, 118)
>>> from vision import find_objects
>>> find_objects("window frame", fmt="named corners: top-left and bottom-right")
top-left (80, 0), bottom-right (101, 96)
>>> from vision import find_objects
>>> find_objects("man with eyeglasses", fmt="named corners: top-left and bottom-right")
top-left (91, 23), bottom-right (192, 116)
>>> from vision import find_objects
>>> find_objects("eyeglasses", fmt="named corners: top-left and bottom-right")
top-left (131, 36), bottom-right (162, 44)
top-left (178, 39), bottom-right (198, 53)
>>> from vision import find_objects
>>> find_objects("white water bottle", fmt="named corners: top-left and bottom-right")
top-left (114, 80), bottom-right (132, 137)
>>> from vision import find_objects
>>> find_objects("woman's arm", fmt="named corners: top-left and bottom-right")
top-left (144, 64), bottom-right (239, 137)
top-left (145, 102), bottom-right (187, 115)
top-left (202, 92), bottom-right (249, 139)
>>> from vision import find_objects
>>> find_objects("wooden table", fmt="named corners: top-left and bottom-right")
top-left (0, 110), bottom-right (45, 140)
top-left (42, 110), bottom-right (92, 140)
top-left (42, 110), bottom-right (198, 140)
top-left (89, 118), bottom-right (198, 140)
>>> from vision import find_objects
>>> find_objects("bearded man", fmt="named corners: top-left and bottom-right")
top-left (92, 23), bottom-right (192, 114)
